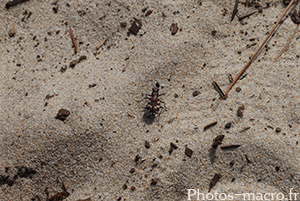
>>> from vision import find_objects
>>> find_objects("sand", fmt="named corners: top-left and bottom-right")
top-left (1, 0), bottom-right (300, 200)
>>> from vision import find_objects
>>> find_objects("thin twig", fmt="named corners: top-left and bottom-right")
top-left (231, 0), bottom-right (239, 21)
top-left (69, 27), bottom-right (78, 54)
top-left (271, 23), bottom-right (300, 64)
top-left (237, 10), bottom-right (257, 21)
top-left (222, 0), bottom-right (296, 99)
top-left (96, 37), bottom-right (108, 50)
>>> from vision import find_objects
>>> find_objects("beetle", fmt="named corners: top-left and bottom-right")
top-left (146, 83), bottom-right (165, 114)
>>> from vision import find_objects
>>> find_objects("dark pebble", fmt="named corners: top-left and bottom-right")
top-left (237, 108), bottom-right (243, 117)
top-left (225, 122), bottom-right (232, 129)
top-left (170, 23), bottom-right (178, 35)
top-left (192, 90), bottom-right (200, 97)
top-left (174, 93), bottom-right (179, 98)
top-left (129, 18), bottom-right (142, 35)
top-left (145, 141), bottom-right (151, 149)
top-left (236, 87), bottom-right (241, 92)
top-left (211, 30), bottom-right (216, 36)
top-left (129, 168), bottom-right (135, 173)
top-left (120, 22), bottom-right (127, 28)
top-left (151, 178), bottom-right (158, 185)
top-left (169, 142), bottom-right (178, 155)
top-left (69, 60), bottom-right (78, 68)
top-left (55, 109), bottom-right (70, 121)
top-left (291, 9), bottom-right (300, 24)
top-left (275, 127), bottom-right (281, 133)
top-left (8, 28), bottom-right (15, 37)
top-left (130, 186), bottom-right (136, 191)
top-left (145, 10), bottom-right (153, 17)
top-left (88, 83), bottom-right (97, 88)
top-left (134, 154), bottom-right (140, 162)
top-left (212, 135), bottom-right (225, 148)
top-left (185, 146), bottom-right (193, 157)
top-left (53, 6), bottom-right (58, 13)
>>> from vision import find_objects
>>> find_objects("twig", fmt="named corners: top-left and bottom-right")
top-left (69, 27), bottom-right (78, 54)
top-left (96, 37), bottom-right (108, 50)
top-left (5, 0), bottom-right (29, 9)
top-left (222, 0), bottom-right (296, 99)
top-left (271, 21), bottom-right (300, 64)
top-left (212, 81), bottom-right (225, 98)
top-left (231, 0), bottom-right (239, 21)
top-left (237, 10), bottom-right (257, 21)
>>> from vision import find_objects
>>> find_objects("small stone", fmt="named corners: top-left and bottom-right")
top-left (129, 168), bottom-right (135, 173)
top-left (120, 22), bottom-right (127, 28)
top-left (88, 83), bottom-right (97, 88)
top-left (170, 23), bottom-right (178, 35)
top-left (237, 108), bottom-right (243, 117)
top-left (145, 10), bottom-right (153, 17)
top-left (122, 184), bottom-right (127, 190)
top-left (212, 135), bottom-right (225, 148)
top-left (55, 109), bottom-right (70, 121)
top-left (69, 60), bottom-right (78, 68)
top-left (275, 127), bottom-right (281, 133)
top-left (130, 186), bottom-right (136, 191)
top-left (236, 87), bottom-right (241, 92)
top-left (211, 30), bottom-right (216, 36)
top-left (238, 105), bottom-right (245, 110)
top-left (185, 146), bottom-right (193, 157)
top-left (134, 154), bottom-right (140, 162)
top-left (151, 178), bottom-right (158, 185)
top-left (192, 90), bottom-right (200, 97)
top-left (145, 141), bottom-right (151, 149)
top-left (174, 93), bottom-right (179, 98)
top-left (225, 122), bottom-right (232, 129)
top-left (129, 18), bottom-right (142, 35)
top-left (169, 142), bottom-right (178, 155)
top-left (8, 28), bottom-right (15, 37)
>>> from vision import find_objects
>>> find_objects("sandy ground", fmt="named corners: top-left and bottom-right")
top-left (1, 0), bottom-right (300, 200)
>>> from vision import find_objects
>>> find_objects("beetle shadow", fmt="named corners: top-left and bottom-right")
top-left (142, 110), bottom-right (156, 124)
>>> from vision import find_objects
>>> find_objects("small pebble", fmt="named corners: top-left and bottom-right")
top-left (225, 122), bottom-right (232, 129)
top-left (151, 178), bottom-right (158, 185)
top-left (120, 22), bottom-right (127, 28)
top-left (8, 28), bottom-right (15, 37)
top-left (55, 109), bottom-right (70, 121)
top-left (134, 154), bottom-right (140, 162)
top-left (275, 127), bottom-right (281, 133)
top-left (170, 23), bottom-right (178, 35)
top-left (129, 168), bottom-right (135, 173)
top-left (237, 109), bottom-right (243, 117)
top-left (69, 60), bottom-right (78, 68)
top-left (145, 141), bottom-right (151, 149)
top-left (236, 87), bottom-right (241, 92)
top-left (145, 10), bottom-right (153, 17)
top-left (212, 135), bottom-right (225, 148)
top-left (211, 30), bottom-right (216, 36)
top-left (192, 90), bottom-right (200, 97)
top-left (129, 18), bottom-right (142, 35)
top-left (130, 186), bottom-right (136, 191)
top-left (185, 146), bottom-right (193, 157)
top-left (169, 142), bottom-right (178, 155)
top-left (174, 93), bottom-right (179, 98)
